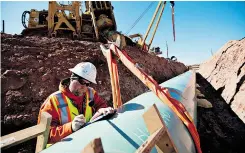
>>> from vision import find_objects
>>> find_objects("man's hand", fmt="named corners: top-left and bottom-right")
top-left (71, 114), bottom-right (86, 132)
top-left (98, 107), bottom-right (115, 115)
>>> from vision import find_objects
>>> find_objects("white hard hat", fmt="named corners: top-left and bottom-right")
top-left (69, 62), bottom-right (97, 84)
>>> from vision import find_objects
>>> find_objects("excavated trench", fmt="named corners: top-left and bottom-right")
top-left (1, 34), bottom-right (244, 153)
top-left (196, 73), bottom-right (245, 153)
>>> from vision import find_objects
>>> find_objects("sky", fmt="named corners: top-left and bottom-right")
top-left (1, 1), bottom-right (245, 65)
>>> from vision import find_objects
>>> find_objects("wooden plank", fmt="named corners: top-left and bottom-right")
top-left (1, 124), bottom-right (44, 149)
top-left (135, 127), bottom-right (165, 153)
top-left (142, 104), bottom-right (177, 153)
top-left (81, 138), bottom-right (104, 153)
top-left (35, 112), bottom-right (52, 153)
top-left (0, 112), bottom-right (51, 150)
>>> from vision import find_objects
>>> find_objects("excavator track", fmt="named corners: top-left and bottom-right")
top-left (21, 27), bottom-right (49, 37)
top-left (21, 28), bottom-right (87, 40)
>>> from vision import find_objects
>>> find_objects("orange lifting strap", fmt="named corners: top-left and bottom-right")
top-left (105, 44), bottom-right (202, 153)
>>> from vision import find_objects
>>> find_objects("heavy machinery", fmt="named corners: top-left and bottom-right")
top-left (21, 1), bottom-right (123, 43)
top-left (126, 1), bottom-right (175, 53)
top-left (149, 47), bottom-right (162, 55)
top-left (21, 1), bottom-right (175, 52)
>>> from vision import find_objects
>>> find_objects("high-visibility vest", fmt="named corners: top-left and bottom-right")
top-left (52, 87), bottom-right (95, 124)
top-left (46, 87), bottom-right (95, 148)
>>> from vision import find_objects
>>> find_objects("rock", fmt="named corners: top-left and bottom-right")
top-left (40, 52), bottom-right (45, 56)
top-left (1, 70), bottom-right (27, 93)
top-left (196, 89), bottom-right (201, 95)
top-left (5, 90), bottom-right (29, 104)
top-left (28, 69), bottom-right (34, 74)
top-left (197, 98), bottom-right (213, 108)
top-left (46, 60), bottom-right (51, 65)
top-left (198, 38), bottom-right (245, 122)
top-left (41, 71), bottom-right (53, 82)
top-left (17, 115), bottom-right (23, 119)
top-left (196, 89), bottom-right (205, 98)
top-left (4, 115), bottom-right (12, 124)
top-left (32, 107), bottom-right (39, 112)
top-left (37, 55), bottom-right (44, 59)
top-left (2, 70), bottom-right (20, 76)
top-left (22, 68), bottom-right (30, 75)
top-left (197, 93), bottom-right (205, 98)
top-left (38, 60), bottom-right (43, 65)
top-left (38, 88), bottom-right (47, 97)
top-left (48, 53), bottom-right (53, 57)
top-left (38, 67), bottom-right (45, 73)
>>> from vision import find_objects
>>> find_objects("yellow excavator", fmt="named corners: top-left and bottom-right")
top-left (21, 1), bottom-right (128, 45)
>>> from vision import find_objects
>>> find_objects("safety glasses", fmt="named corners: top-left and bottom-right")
top-left (72, 77), bottom-right (90, 86)
top-left (78, 78), bottom-right (90, 86)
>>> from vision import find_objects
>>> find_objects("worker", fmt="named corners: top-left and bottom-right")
top-left (38, 62), bottom-right (114, 146)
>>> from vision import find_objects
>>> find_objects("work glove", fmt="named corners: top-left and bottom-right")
top-left (97, 107), bottom-right (115, 115)
top-left (71, 114), bottom-right (86, 132)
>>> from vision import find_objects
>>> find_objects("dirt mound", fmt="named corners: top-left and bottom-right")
top-left (198, 38), bottom-right (245, 123)
top-left (1, 33), bottom-right (187, 152)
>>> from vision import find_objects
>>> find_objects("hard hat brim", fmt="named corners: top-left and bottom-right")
top-left (69, 68), bottom-right (97, 84)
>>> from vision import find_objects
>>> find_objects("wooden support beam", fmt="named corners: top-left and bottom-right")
top-left (136, 104), bottom-right (177, 153)
top-left (135, 127), bottom-right (165, 153)
top-left (0, 112), bottom-right (51, 151)
top-left (81, 138), bottom-right (104, 153)
top-left (35, 112), bottom-right (52, 153)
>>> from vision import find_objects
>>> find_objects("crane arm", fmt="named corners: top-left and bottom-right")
top-left (170, 1), bottom-right (176, 41)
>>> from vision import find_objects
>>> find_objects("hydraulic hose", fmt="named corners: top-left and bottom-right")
top-left (22, 11), bottom-right (30, 28)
